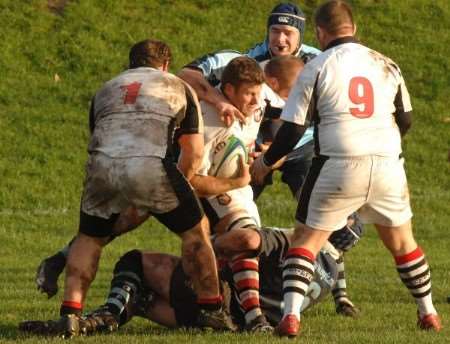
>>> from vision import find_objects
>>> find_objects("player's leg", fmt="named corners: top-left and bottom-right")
top-left (328, 214), bottom-right (364, 317)
top-left (206, 201), bottom-right (270, 331)
top-left (366, 156), bottom-right (441, 331)
top-left (35, 207), bottom-right (150, 298)
top-left (81, 251), bottom-right (180, 334)
top-left (277, 156), bottom-right (369, 337)
top-left (36, 237), bottom-right (74, 298)
top-left (375, 221), bottom-right (441, 331)
top-left (276, 223), bottom-right (331, 337)
top-left (152, 161), bottom-right (235, 331)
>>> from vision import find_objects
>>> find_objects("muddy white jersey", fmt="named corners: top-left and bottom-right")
top-left (89, 67), bottom-right (202, 158)
top-left (282, 38), bottom-right (412, 158)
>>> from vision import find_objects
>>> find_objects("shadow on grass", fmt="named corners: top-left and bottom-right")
top-left (0, 324), bottom-right (20, 340)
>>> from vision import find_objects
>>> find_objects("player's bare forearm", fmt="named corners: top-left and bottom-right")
top-left (190, 174), bottom-right (247, 198)
top-left (177, 133), bottom-right (204, 181)
top-left (178, 68), bottom-right (223, 105)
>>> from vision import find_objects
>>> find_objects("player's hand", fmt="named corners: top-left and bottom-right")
top-left (250, 154), bottom-right (272, 185)
top-left (216, 101), bottom-right (245, 127)
top-left (232, 156), bottom-right (251, 188)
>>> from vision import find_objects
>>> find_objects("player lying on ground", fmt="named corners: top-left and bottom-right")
top-left (21, 224), bottom-right (361, 337)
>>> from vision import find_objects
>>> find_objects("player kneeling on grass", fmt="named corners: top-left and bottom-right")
top-left (22, 224), bottom-right (360, 336)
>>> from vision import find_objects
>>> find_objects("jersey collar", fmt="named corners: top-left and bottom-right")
top-left (324, 36), bottom-right (358, 51)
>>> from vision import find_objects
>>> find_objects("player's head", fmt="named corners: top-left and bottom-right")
top-left (221, 56), bottom-right (265, 117)
top-left (314, 1), bottom-right (356, 50)
top-left (267, 3), bottom-right (305, 57)
top-left (264, 55), bottom-right (304, 99)
top-left (129, 39), bottom-right (171, 71)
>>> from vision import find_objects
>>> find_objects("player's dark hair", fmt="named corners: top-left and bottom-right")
top-left (220, 56), bottom-right (264, 91)
top-left (265, 55), bottom-right (304, 89)
top-left (314, 1), bottom-right (354, 35)
top-left (129, 39), bottom-right (172, 69)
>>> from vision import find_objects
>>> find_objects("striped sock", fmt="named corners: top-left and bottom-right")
top-left (282, 247), bottom-right (315, 319)
top-left (105, 271), bottom-right (141, 319)
top-left (395, 247), bottom-right (437, 317)
top-left (332, 255), bottom-right (353, 306)
top-left (231, 258), bottom-right (262, 324)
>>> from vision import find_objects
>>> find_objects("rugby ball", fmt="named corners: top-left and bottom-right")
top-left (209, 135), bottom-right (248, 179)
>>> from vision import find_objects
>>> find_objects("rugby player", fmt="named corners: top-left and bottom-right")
top-left (34, 55), bottom-right (281, 333)
top-left (251, 1), bottom-right (442, 336)
top-left (24, 39), bottom-right (236, 336)
top-left (21, 225), bottom-right (360, 336)
top-left (178, 2), bottom-right (320, 124)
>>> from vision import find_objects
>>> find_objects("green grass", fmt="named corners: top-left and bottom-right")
top-left (1, 0), bottom-right (449, 343)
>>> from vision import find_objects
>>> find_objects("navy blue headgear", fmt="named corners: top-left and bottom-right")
top-left (267, 3), bottom-right (306, 44)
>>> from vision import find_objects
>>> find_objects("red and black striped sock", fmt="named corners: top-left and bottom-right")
top-left (395, 246), bottom-right (437, 317)
top-left (282, 247), bottom-right (315, 319)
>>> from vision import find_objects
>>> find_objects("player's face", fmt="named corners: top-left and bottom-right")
top-left (269, 25), bottom-right (300, 56)
top-left (227, 82), bottom-right (262, 117)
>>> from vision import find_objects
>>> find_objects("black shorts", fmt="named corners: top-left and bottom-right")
top-left (79, 158), bottom-right (204, 237)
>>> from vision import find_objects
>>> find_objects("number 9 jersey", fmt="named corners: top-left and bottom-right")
top-left (281, 37), bottom-right (412, 158)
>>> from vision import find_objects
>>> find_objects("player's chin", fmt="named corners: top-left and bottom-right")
top-left (273, 46), bottom-right (291, 56)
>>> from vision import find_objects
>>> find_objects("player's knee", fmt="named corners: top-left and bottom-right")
top-left (237, 228), bottom-right (261, 251)
top-left (113, 249), bottom-right (144, 280)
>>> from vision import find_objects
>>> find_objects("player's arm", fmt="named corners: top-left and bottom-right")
top-left (393, 76), bottom-right (413, 137)
top-left (190, 156), bottom-right (250, 197)
top-left (178, 51), bottom-right (245, 125)
top-left (251, 64), bottom-right (318, 184)
top-left (177, 84), bottom-right (204, 181)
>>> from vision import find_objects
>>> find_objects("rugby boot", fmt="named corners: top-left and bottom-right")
top-left (336, 300), bottom-right (360, 318)
top-left (196, 307), bottom-right (237, 332)
top-left (35, 252), bottom-right (66, 298)
top-left (417, 313), bottom-right (442, 332)
top-left (275, 314), bottom-right (300, 338)
top-left (19, 314), bottom-right (81, 338)
top-left (80, 305), bottom-right (120, 335)
top-left (244, 315), bottom-right (274, 332)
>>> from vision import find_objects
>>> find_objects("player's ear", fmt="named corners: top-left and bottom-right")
top-left (223, 83), bottom-right (235, 99)
top-left (352, 24), bottom-right (357, 35)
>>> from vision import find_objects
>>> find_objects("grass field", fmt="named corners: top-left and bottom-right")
top-left (1, 0), bottom-right (449, 343)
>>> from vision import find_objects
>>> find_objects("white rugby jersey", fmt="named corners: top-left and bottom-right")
top-left (89, 67), bottom-right (202, 158)
top-left (198, 84), bottom-right (282, 176)
top-left (282, 37), bottom-right (412, 157)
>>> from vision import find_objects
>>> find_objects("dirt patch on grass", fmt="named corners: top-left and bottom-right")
top-left (48, 0), bottom-right (69, 15)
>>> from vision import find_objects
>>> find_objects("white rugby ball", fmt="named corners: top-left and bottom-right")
top-left (209, 135), bottom-right (248, 179)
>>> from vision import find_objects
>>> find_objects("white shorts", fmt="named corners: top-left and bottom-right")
top-left (297, 156), bottom-right (413, 231)
top-left (201, 185), bottom-right (261, 233)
